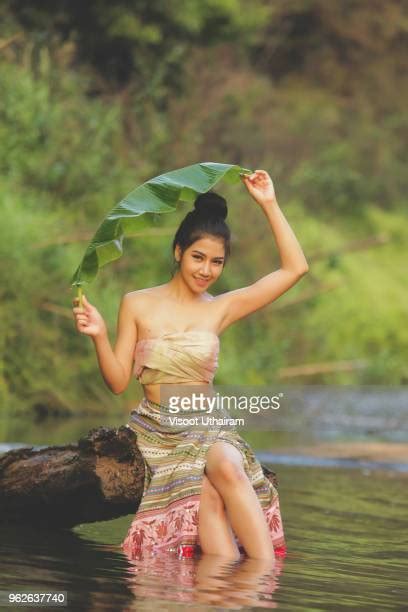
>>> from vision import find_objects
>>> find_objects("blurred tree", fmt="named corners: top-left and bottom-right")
top-left (250, 0), bottom-right (408, 100)
top-left (4, 0), bottom-right (271, 97)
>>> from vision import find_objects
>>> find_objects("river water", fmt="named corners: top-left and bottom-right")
top-left (1, 387), bottom-right (407, 610)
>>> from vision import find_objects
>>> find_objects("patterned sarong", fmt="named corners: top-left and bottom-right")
top-left (121, 397), bottom-right (286, 560)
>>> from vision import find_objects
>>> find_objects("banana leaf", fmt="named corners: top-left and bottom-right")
top-left (71, 162), bottom-right (252, 295)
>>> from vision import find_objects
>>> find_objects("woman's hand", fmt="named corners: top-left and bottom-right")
top-left (72, 294), bottom-right (107, 338)
top-left (240, 169), bottom-right (277, 208)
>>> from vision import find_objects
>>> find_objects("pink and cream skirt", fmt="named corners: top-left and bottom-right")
top-left (121, 397), bottom-right (286, 560)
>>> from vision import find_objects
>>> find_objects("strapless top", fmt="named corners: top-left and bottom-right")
top-left (133, 330), bottom-right (220, 385)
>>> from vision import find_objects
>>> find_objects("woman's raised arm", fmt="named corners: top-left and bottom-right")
top-left (72, 293), bottom-right (137, 394)
top-left (215, 170), bottom-right (309, 331)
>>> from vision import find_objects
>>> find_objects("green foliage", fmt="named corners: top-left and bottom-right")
top-left (0, 2), bottom-right (406, 417)
top-left (6, 0), bottom-right (272, 89)
top-left (0, 62), bottom-right (136, 214)
top-left (250, 0), bottom-right (407, 97)
top-left (71, 162), bottom-right (251, 287)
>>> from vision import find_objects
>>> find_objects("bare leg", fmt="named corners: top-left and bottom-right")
top-left (205, 441), bottom-right (275, 561)
top-left (198, 473), bottom-right (240, 560)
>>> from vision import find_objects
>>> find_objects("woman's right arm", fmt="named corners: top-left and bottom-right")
top-left (72, 293), bottom-right (137, 394)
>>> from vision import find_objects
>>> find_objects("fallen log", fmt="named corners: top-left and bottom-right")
top-left (0, 426), bottom-right (278, 527)
top-left (0, 426), bottom-right (144, 527)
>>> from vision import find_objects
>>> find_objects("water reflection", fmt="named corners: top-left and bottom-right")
top-left (123, 553), bottom-right (284, 608)
top-left (1, 460), bottom-right (407, 610)
top-left (0, 522), bottom-right (285, 610)
top-left (0, 525), bottom-right (134, 611)
top-left (1, 446), bottom-right (407, 609)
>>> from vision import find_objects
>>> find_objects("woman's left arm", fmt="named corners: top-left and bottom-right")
top-left (215, 170), bottom-right (309, 330)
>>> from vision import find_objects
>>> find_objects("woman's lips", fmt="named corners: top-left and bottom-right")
top-left (194, 277), bottom-right (209, 286)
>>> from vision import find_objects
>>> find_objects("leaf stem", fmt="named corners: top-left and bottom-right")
top-left (77, 286), bottom-right (83, 309)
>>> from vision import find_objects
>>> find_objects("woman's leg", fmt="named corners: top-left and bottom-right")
top-left (205, 441), bottom-right (275, 561)
top-left (198, 473), bottom-right (240, 559)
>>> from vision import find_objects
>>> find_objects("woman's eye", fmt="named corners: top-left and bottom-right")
top-left (192, 254), bottom-right (222, 264)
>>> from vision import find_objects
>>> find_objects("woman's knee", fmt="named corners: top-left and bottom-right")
top-left (206, 458), bottom-right (246, 487)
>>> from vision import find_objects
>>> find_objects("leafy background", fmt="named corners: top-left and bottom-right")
top-left (0, 0), bottom-right (407, 416)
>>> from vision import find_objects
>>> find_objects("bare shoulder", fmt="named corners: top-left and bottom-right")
top-left (124, 285), bottom-right (165, 304)
top-left (122, 286), bottom-right (169, 322)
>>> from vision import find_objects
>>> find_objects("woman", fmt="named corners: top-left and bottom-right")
top-left (72, 169), bottom-right (309, 561)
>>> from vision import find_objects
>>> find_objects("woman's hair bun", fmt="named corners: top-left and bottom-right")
top-left (193, 190), bottom-right (228, 220)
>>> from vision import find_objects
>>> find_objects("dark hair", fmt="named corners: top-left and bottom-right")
top-left (172, 190), bottom-right (231, 265)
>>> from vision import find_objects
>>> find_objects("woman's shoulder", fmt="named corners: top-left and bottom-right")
top-left (123, 286), bottom-right (216, 313)
top-left (125, 284), bottom-right (166, 298)
top-left (122, 285), bottom-right (168, 307)
top-left (125, 285), bottom-right (215, 300)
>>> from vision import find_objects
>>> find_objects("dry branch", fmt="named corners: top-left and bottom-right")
top-left (272, 282), bottom-right (341, 310)
top-left (278, 359), bottom-right (368, 378)
top-left (40, 301), bottom-right (73, 319)
top-left (33, 227), bottom-right (176, 249)
top-left (0, 33), bottom-right (23, 52)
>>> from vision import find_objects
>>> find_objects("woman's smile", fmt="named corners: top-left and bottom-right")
top-left (194, 276), bottom-right (210, 287)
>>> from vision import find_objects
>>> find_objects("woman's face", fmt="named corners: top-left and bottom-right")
top-left (175, 235), bottom-right (226, 293)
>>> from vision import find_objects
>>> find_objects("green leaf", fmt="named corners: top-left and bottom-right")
top-left (71, 161), bottom-right (252, 287)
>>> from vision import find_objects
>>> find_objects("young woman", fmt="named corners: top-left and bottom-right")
top-left (72, 169), bottom-right (308, 561)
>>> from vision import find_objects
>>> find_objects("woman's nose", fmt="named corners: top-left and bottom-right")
top-left (200, 261), bottom-right (211, 276)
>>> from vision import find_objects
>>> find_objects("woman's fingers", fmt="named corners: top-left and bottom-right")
top-left (82, 294), bottom-right (93, 309)
top-left (252, 169), bottom-right (270, 182)
top-left (72, 294), bottom-right (90, 304)
top-left (247, 171), bottom-right (265, 184)
top-left (72, 296), bottom-right (99, 336)
top-left (73, 306), bottom-right (88, 323)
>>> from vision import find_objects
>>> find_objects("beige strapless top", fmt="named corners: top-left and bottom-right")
top-left (133, 330), bottom-right (220, 385)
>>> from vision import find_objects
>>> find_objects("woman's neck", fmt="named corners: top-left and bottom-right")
top-left (165, 273), bottom-right (204, 304)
